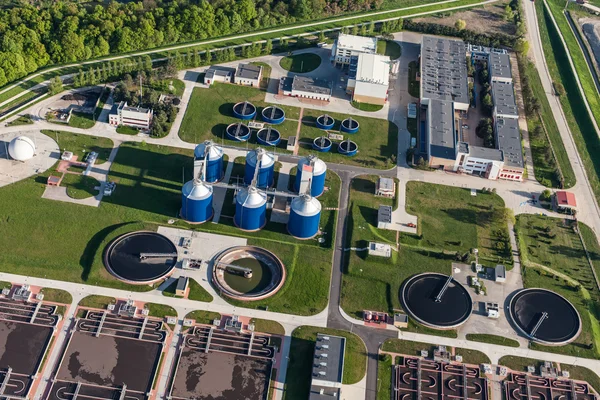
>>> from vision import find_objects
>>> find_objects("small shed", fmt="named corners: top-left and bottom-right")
top-left (176, 276), bottom-right (189, 297)
top-left (494, 265), bottom-right (506, 283)
top-left (554, 191), bottom-right (577, 213)
top-left (287, 136), bottom-right (296, 152)
top-left (376, 177), bottom-right (395, 198)
top-left (393, 313), bottom-right (408, 329)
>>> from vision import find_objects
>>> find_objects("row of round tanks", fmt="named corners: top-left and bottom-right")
top-left (194, 141), bottom-right (224, 183)
top-left (244, 148), bottom-right (275, 189)
top-left (294, 155), bottom-right (327, 198)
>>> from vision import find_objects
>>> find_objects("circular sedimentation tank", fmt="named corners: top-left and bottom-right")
top-left (509, 288), bottom-right (581, 345)
top-left (194, 140), bottom-right (224, 183)
top-left (104, 231), bottom-right (177, 284)
top-left (261, 106), bottom-right (285, 124)
top-left (401, 273), bottom-right (473, 329)
top-left (212, 246), bottom-right (286, 301)
top-left (181, 179), bottom-right (213, 224)
top-left (316, 114), bottom-right (335, 130)
top-left (312, 136), bottom-right (332, 152)
top-left (226, 122), bottom-right (251, 142)
top-left (233, 101), bottom-right (257, 120)
top-left (338, 139), bottom-right (358, 156)
top-left (341, 117), bottom-right (359, 134)
top-left (257, 127), bottom-right (281, 147)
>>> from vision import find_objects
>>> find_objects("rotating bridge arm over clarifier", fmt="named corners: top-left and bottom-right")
top-left (434, 275), bottom-right (454, 303)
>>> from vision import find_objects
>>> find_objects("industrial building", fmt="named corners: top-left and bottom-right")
top-left (279, 76), bottom-right (333, 101)
top-left (109, 101), bottom-right (153, 129)
top-left (203, 66), bottom-right (235, 86)
top-left (309, 334), bottom-right (346, 399)
top-left (234, 63), bottom-right (262, 87)
top-left (331, 33), bottom-right (377, 65)
top-left (347, 53), bottom-right (390, 105)
top-left (418, 36), bottom-right (524, 181)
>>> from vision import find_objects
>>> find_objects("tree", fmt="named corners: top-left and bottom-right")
top-left (514, 38), bottom-right (529, 56)
top-left (554, 82), bottom-right (566, 96)
top-left (264, 39), bottom-right (273, 55)
top-left (455, 19), bottom-right (466, 31)
top-left (504, 5), bottom-right (514, 21)
top-left (351, 25), bottom-right (359, 35)
top-left (540, 189), bottom-right (552, 202)
top-left (48, 76), bottom-right (63, 95)
top-left (318, 30), bottom-right (326, 43)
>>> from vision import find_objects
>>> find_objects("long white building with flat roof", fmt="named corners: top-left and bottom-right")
top-left (109, 101), bottom-right (153, 129)
top-left (347, 53), bottom-right (390, 105)
top-left (331, 33), bottom-right (377, 65)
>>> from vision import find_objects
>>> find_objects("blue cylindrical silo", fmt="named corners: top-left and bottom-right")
top-left (294, 155), bottom-right (327, 197)
top-left (288, 194), bottom-right (322, 239)
top-left (194, 140), bottom-right (224, 183)
top-left (244, 148), bottom-right (275, 188)
top-left (234, 186), bottom-right (267, 231)
top-left (181, 179), bottom-right (213, 223)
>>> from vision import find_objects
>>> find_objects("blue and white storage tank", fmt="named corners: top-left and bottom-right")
top-left (194, 140), bottom-right (224, 183)
top-left (244, 148), bottom-right (275, 188)
top-left (288, 194), bottom-right (322, 239)
top-left (181, 179), bottom-right (214, 223)
top-left (294, 155), bottom-right (327, 197)
top-left (234, 186), bottom-right (267, 231)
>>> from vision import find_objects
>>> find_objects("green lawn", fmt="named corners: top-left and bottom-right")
top-left (377, 354), bottom-right (393, 400)
top-left (40, 288), bottom-right (73, 304)
top-left (298, 109), bottom-right (398, 169)
top-left (146, 302), bottom-right (177, 319)
top-left (188, 278), bottom-right (213, 302)
top-left (516, 215), bottom-right (600, 359)
top-left (41, 130), bottom-right (113, 164)
top-left (465, 333), bottom-right (520, 347)
top-left (377, 40), bottom-right (401, 59)
top-left (341, 180), bottom-right (509, 331)
top-left (499, 356), bottom-right (600, 393)
top-left (185, 310), bottom-right (221, 325)
top-left (6, 115), bottom-right (33, 126)
top-left (279, 53), bottom-right (322, 73)
top-left (408, 61), bottom-right (420, 98)
top-left (536, 0), bottom-right (600, 203)
top-left (61, 173), bottom-right (100, 199)
top-left (68, 111), bottom-right (95, 129)
top-left (79, 295), bottom-right (116, 309)
top-left (351, 100), bottom-right (384, 112)
top-left (250, 318), bottom-right (285, 335)
top-left (116, 125), bottom-right (139, 135)
top-left (178, 83), bottom-right (299, 148)
top-left (283, 326), bottom-right (366, 400)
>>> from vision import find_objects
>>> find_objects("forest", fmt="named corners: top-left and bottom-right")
top-left (0, 0), bottom-right (385, 86)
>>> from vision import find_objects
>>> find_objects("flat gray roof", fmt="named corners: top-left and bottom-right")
top-left (495, 264), bottom-right (506, 278)
top-left (237, 63), bottom-right (261, 80)
top-left (496, 117), bottom-right (523, 168)
top-left (206, 66), bottom-right (235, 79)
top-left (491, 81), bottom-right (518, 117)
top-left (310, 334), bottom-right (345, 394)
top-left (292, 75), bottom-right (332, 95)
top-left (428, 99), bottom-right (456, 160)
top-left (469, 144), bottom-right (504, 162)
top-left (489, 53), bottom-right (512, 81)
top-left (378, 205), bottom-right (392, 223)
top-left (420, 35), bottom-right (469, 105)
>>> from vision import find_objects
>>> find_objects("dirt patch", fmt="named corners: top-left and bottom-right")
top-left (414, 2), bottom-right (517, 37)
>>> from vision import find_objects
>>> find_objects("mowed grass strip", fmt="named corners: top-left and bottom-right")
top-left (40, 288), bottom-right (73, 304)
top-left (279, 53), bottom-right (322, 73)
top-left (284, 326), bottom-right (367, 400)
top-left (79, 295), bottom-right (116, 309)
top-left (536, 1), bottom-right (600, 203)
top-left (61, 173), bottom-right (100, 199)
top-left (377, 40), bottom-right (401, 60)
top-left (382, 339), bottom-right (491, 364)
top-left (185, 310), bottom-right (221, 325)
top-left (465, 333), bottom-right (520, 348)
top-left (41, 130), bottom-right (114, 164)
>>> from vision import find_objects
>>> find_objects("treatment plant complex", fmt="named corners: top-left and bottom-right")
top-left (1, 14), bottom-right (600, 400)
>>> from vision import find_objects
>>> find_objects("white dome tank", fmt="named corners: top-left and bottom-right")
top-left (8, 136), bottom-right (35, 161)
